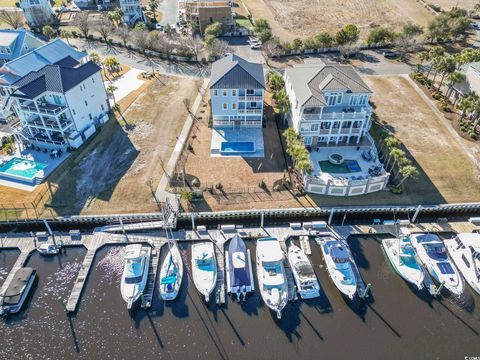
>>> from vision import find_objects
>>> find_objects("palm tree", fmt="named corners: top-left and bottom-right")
top-left (60, 30), bottom-right (71, 45)
top-left (418, 51), bottom-right (429, 74)
top-left (438, 56), bottom-right (456, 90)
top-left (397, 165), bottom-right (419, 186)
top-left (427, 45), bottom-right (444, 78)
top-left (458, 96), bottom-right (473, 122)
top-left (274, 89), bottom-right (290, 120)
top-left (107, 84), bottom-right (118, 106)
top-left (88, 52), bottom-right (101, 65)
top-left (266, 71), bottom-right (284, 92)
top-left (445, 71), bottom-right (465, 98)
top-left (387, 148), bottom-right (405, 171)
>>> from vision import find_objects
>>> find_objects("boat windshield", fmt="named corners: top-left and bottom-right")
top-left (263, 261), bottom-right (281, 276)
top-left (295, 262), bottom-right (315, 279)
top-left (125, 275), bottom-right (143, 284)
top-left (196, 257), bottom-right (214, 271)
top-left (424, 244), bottom-right (447, 261)
top-left (126, 258), bottom-right (143, 277)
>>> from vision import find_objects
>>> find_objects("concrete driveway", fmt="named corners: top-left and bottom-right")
top-left (225, 36), bottom-right (265, 64)
top-left (105, 68), bottom-right (145, 104)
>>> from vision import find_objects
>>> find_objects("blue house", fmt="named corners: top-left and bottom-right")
top-left (209, 54), bottom-right (265, 128)
top-left (0, 29), bottom-right (44, 64)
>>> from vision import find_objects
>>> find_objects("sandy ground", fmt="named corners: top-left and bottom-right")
top-left (364, 75), bottom-right (480, 204)
top-left (243, 0), bottom-right (433, 41)
top-left (431, 0), bottom-right (478, 10)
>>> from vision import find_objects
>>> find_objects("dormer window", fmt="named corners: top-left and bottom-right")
top-left (324, 92), bottom-right (343, 106)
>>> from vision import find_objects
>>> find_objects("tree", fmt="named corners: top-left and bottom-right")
top-left (315, 32), bottom-right (334, 48)
top-left (395, 22), bottom-right (424, 59)
top-left (115, 26), bottom-right (131, 48)
top-left (387, 148), bottom-right (405, 171)
top-left (95, 16), bottom-right (113, 44)
top-left (60, 30), bottom-right (71, 45)
top-left (266, 71), bottom-right (284, 92)
top-left (367, 27), bottom-right (394, 46)
top-left (253, 18), bottom-right (272, 42)
top-left (88, 52), bottom-right (101, 64)
top-left (207, 38), bottom-right (231, 58)
top-left (204, 22), bottom-right (223, 37)
top-left (181, 35), bottom-right (204, 61)
top-left (104, 56), bottom-right (120, 75)
top-left (336, 24), bottom-right (359, 45)
top-left (274, 89), bottom-right (290, 119)
top-left (134, 22), bottom-right (147, 31)
top-left (74, 12), bottom-right (91, 39)
top-left (132, 29), bottom-right (150, 54)
top-left (149, 0), bottom-right (159, 20)
top-left (437, 56), bottom-right (456, 89)
top-left (397, 165), bottom-right (419, 186)
top-left (107, 84), bottom-right (118, 106)
top-left (108, 8), bottom-right (123, 26)
top-left (283, 128), bottom-right (313, 174)
top-left (418, 51), bottom-right (430, 73)
top-left (426, 45), bottom-right (444, 78)
top-left (263, 36), bottom-right (282, 63)
top-left (0, 10), bottom-right (24, 29)
top-left (445, 71), bottom-right (465, 98)
top-left (42, 25), bottom-right (55, 40)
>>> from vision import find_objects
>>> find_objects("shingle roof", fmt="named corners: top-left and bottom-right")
top-left (210, 54), bottom-right (265, 89)
top-left (0, 39), bottom-right (85, 85)
top-left (285, 61), bottom-right (372, 107)
top-left (11, 61), bottom-right (101, 99)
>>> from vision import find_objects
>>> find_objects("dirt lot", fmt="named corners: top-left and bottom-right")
top-left (429, 0), bottom-right (477, 10)
top-left (243, 0), bottom-right (433, 41)
top-left (364, 75), bottom-right (480, 204)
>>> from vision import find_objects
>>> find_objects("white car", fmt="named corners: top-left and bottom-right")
top-left (155, 23), bottom-right (163, 31)
top-left (250, 42), bottom-right (262, 49)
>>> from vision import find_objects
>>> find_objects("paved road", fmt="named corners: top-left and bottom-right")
top-left (158, 0), bottom-right (178, 26)
top-left (69, 38), bottom-right (210, 78)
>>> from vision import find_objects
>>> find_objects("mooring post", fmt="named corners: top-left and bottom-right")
top-left (260, 211), bottom-right (264, 228)
top-left (191, 213), bottom-right (195, 230)
top-left (360, 283), bottom-right (372, 299)
top-left (435, 281), bottom-right (445, 297)
top-left (328, 208), bottom-right (334, 225)
top-left (43, 219), bottom-right (55, 245)
top-left (412, 205), bottom-right (422, 223)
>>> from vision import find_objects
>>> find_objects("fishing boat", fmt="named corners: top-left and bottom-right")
top-left (121, 244), bottom-right (151, 309)
top-left (225, 235), bottom-right (254, 301)
top-left (191, 242), bottom-right (217, 302)
top-left (0, 267), bottom-right (37, 316)
top-left (37, 243), bottom-right (60, 256)
top-left (382, 228), bottom-right (425, 289)
top-left (256, 237), bottom-right (288, 319)
top-left (444, 233), bottom-right (480, 296)
top-left (159, 241), bottom-right (183, 301)
top-left (410, 233), bottom-right (464, 296)
top-left (288, 243), bottom-right (320, 299)
top-left (320, 238), bottom-right (357, 299)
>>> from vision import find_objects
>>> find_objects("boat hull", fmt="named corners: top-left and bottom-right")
top-left (288, 244), bottom-right (320, 300)
top-left (191, 242), bottom-right (217, 302)
top-left (225, 235), bottom-right (255, 301)
top-left (121, 245), bottom-right (151, 309)
top-left (0, 269), bottom-right (37, 316)
top-left (159, 243), bottom-right (183, 301)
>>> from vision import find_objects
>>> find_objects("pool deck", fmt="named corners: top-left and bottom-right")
top-left (211, 127), bottom-right (265, 158)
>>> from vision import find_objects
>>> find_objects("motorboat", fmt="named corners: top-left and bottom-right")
top-left (37, 243), bottom-right (60, 256)
top-left (0, 267), bottom-right (37, 316)
top-left (159, 241), bottom-right (183, 301)
top-left (410, 233), bottom-right (464, 296)
top-left (288, 243), bottom-right (320, 299)
top-left (444, 233), bottom-right (480, 296)
top-left (191, 242), bottom-right (217, 302)
top-left (382, 228), bottom-right (425, 289)
top-left (320, 238), bottom-right (357, 299)
top-left (121, 244), bottom-right (151, 309)
top-left (256, 237), bottom-right (288, 319)
top-left (225, 235), bottom-right (254, 301)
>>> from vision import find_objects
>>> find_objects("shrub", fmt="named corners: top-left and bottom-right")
top-left (180, 190), bottom-right (194, 202)
top-left (215, 182), bottom-right (223, 190)
top-left (187, 143), bottom-right (194, 152)
top-left (259, 180), bottom-right (266, 189)
top-left (432, 91), bottom-right (444, 100)
top-left (390, 184), bottom-right (403, 194)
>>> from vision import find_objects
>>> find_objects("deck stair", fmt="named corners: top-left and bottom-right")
top-left (141, 244), bottom-right (160, 309)
top-left (214, 241), bottom-right (226, 305)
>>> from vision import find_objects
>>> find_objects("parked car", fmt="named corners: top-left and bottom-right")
top-left (250, 43), bottom-right (262, 49)
top-left (382, 50), bottom-right (398, 59)
top-left (155, 23), bottom-right (163, 31)
top-left (472, 22), bottom-right (479, 29)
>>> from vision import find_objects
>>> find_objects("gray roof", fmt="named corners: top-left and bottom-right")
top-left (11, 58), bottom-right (101, 99)
top-left (285, 61), bottom-right (372, 107)
top-left (210, 54), bottom-right (265, 89)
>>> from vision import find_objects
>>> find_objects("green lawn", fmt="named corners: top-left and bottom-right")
top-left (235, 17), bottom-right (252, 29)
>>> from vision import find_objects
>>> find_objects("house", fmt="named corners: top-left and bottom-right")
top-left (284, 60), bottom-right (389, 196)
top-left (209, 54), bottom-right (266, 157)
top-left (10, 56), bottom-right (109, 150)
top-left (179, 0), bottom-right (234, 34)
top-left (450, 62), bottom-right (480, 104)
top-left (119, 0), bottom-right (145, 25)
top-left (0, 39), bottom-right (86, 122)
top-left (19, 0), bottom-right (54, 27)
top-left (0, 29), bottom-right (44, 64)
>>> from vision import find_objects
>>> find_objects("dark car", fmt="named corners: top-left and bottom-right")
top-left (382, 50), bottom-right (398, 59)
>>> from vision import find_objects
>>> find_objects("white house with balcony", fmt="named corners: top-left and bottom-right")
top-left (19, 0), bottom-right (54, 27)
top-left (10, 56), bottom-right (109, 150)
top-left (119, 0), bottom-right (145, 25)
top-left (284, 60), bottom-right (389, 196)
top-left (209, 54), bottom-right (266, 157)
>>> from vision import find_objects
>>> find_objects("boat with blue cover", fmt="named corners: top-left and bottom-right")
top-left (225, 235), bottom-right (254, 301)
top-left (159, 241), bottom-right (183, 301)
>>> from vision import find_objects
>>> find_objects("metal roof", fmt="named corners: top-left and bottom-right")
top-left (0, 29), bottom-right (44, 63)
top-left (210, 54), bottom-right (265, 89)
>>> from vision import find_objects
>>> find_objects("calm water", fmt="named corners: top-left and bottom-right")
top-left (0, 237), bottom-right (479, 360)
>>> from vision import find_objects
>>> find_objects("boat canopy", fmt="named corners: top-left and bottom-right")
top-left (257, 238), bottom-right (283, 262)
top-left (330, 243), bottom-right (349, 260)
top-left (412, 233), bottom-right (441, 243)
top-left (295, 261), bottom-right (315, 279)
top-left (1, 268), bottom-right (35, 306)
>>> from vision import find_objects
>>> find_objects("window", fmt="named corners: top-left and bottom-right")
top-left (222, 90), bottom-right (227, 96)
top-left (324, 92), bottom-right (343, 106)
top-left (300, 123), bottom-right (310, 132)
top-left (232, 89), bottom-right (237, 96)
top-left (349, 95), bottom-right (358, 106)
top-left (213, 89), bottom-right (218, 96)
top-left (250, 102), bottom-right (257, 108)
top-left (232, 103), bottom-right (237, 110)
top-left (246, 89), bottom-right (254, 95)
top-left (358, 95), bottom-right (368, 105)
top-left (223, 103), bottom-right (227, 109)
top-left (303, 136), bottom-right (312, 146)
top-left (311, 123), bottom-right (319, 132)
top-left (84, 100), bottom-right (88, 106)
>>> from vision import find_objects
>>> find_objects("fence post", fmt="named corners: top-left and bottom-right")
top-left (412, 205), bottom-right (422, 223)
top-left (31, 202), bottom-right (39, 219)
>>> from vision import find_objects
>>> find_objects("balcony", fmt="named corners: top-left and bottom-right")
top-left (20, 101), bottom-right (67, 116)
top-left (238, 108), bottom-right (262, 114)
top-left (302, 106), bottom-right (371, 121)
top-left (238, 95), bottom-right (263, 101)
top-left (24, 114), bottom-right (73, 131)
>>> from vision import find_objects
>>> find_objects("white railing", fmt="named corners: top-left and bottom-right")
top-left (238, 95), bottom-right (263, 101)
top-left (238, 108), bottom-right (262, 114)
top-left (302, 107), bottom-right (371, 121)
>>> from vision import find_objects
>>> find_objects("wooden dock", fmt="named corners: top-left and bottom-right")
top-left (214, 241), bottom-right (226, 305)
top-left (0, 237), bottom-right (35, 296)
top-left (279, 238), bottom-right (297, 301)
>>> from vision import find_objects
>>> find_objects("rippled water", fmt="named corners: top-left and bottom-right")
top-left (0, 238), bottom-right (479, 360)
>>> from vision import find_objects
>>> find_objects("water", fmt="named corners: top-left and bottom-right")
top-left (221, 141), bottom-right (255, 154)
top-left (0, 249), bottom-right (20, 287)
top-left (0, 238), bottom-right (479, 360)
top-left (0, 157), bottom-right (48, 180)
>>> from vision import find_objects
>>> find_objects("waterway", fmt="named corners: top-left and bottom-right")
top-left (0, 236), bottom-right (479, 360)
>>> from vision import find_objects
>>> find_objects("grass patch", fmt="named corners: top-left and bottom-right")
top-left (235, 16), bottom-right (252, 28)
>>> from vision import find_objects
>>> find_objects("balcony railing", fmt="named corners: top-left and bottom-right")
top-left (302, 106), bottom-right (371, 121)
top-left (20, 102), bottom-right (67, 116)
top-left (238, 95), bottom-right (263, 101)
top-left (24, 115), bottom-right (73, 131)
top-left (303, 127), bottom-right (362, 135)
top-left (238, 108), bottom-right (262, 114)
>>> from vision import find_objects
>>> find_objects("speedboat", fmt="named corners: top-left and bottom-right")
top-left (191, 242), bottom-right (217, 302)
top-left (37, 243), bottom-right (60, 256)
top-left (320, 238), bottom-right (357, 299)
top-left (288, 243), bottom-right (320, 299)
top-left (256, 237), bottom-right (288, 319)
top-left (225, 235), bottom-right (254, 301)
top-left (444, 233), bottom-right (480, 296)
top-left (0, 267), bottom-right (37, 316)
top-left (159, 241), bottom-right (183, 301)
top-left (382, 228), bottom-right (425, 289)
top-left (410, 233), bottom-right (464, 296)
top-left (121, 244), bottom-right (151, 309)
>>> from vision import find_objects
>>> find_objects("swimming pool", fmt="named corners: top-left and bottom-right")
top-left (220, 141), bottom-right (255, 154)
top-left (0, 157), bottom-right (48, 182)
top-left (319, 160), bottom-right (362, 174)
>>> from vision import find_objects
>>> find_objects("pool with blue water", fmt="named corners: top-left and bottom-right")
top-left (220, 141), bottom-right (255, 154)
top-left (0, 157), bottom-right (48, 181)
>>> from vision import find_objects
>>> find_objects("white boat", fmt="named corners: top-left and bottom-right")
top-left (444, 233), bottom-right (480, 296)
top-left (256, 237), bottom-right (288, 319)
top-left (37, 243), bottom-right (60, 256)
top-left (288, 243), bottom-right (320, 299)
top-left (225, 235), bottom-right (254, 301)
top-left (410, 233), bottom-right (464, 296)
top-left (191, 242), bottom-right (217, 302)
top-left (320, 238), bottom-right (357, 299)
top-left (121, 244), bottom-right (151, 309)
top-left (0, 267), bottom-right (37, 316)
top-left (382, 228), bottom-right (425, 289)
top-left (159, 241), bottom-right (183, 301)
